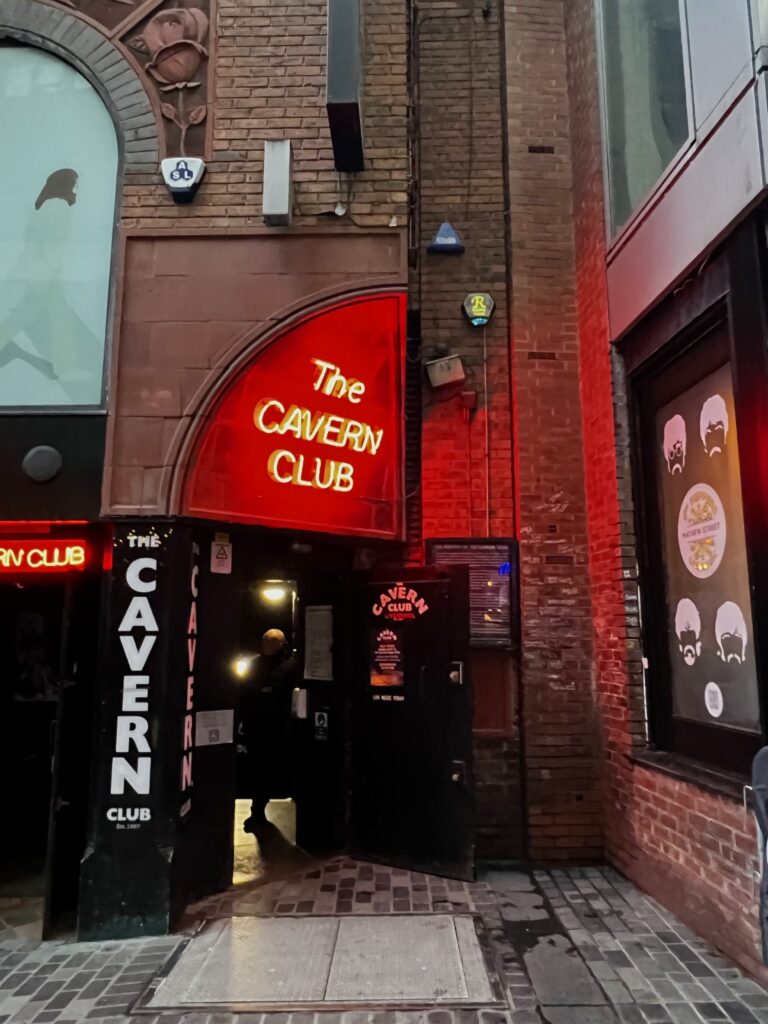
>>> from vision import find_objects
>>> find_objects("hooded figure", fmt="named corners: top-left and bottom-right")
top-left (700, 394), bottom-right (729, 456)
top-left (715, 601), bottom-right (748, 664)
top-left (662, 414), bottom-right (686, 474)
top-left (674, 598), bottom-right (702, 666)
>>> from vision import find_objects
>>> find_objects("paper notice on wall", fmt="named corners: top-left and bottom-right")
top-left (304, 605), bottom-right (333, 680)
top-left (211, 533), bottom-right (232, 575)
top-left (195, 709), bottom-right (234, 747)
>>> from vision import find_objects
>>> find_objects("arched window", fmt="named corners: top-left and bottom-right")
top-left (0, 44), bottom-right (118, 407)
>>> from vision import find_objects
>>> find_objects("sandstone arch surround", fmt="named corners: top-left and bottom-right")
top-left (106, 223), bottom-right (407, 518)
top-left (0, 1), bottom-right (160, 172)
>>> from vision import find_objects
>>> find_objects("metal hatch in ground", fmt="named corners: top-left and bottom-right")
top-left (138, 914), bottom-right (502, 1012)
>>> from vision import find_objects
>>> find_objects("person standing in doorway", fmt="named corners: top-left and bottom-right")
top-left (238, 629), bottom-right (300, 834)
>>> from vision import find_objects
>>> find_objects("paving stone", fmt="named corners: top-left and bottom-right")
top-left (603, 981), bottom-right (636, 1005)
top-left (524, 935), bottom-right (606, 1006)
top-left (500, 895), bottom-right (550, 924)
top-left (667, 1005), bottom-right (706, 1024)
top-left (695, 1004), bottom-right (728, 1020)
top-left (719, 1005), bottom-right (760, 1024)
top-left (541, 1010), bottom-right (618, 1024)
top-left (640, 1007), bottom-right (673, 1022)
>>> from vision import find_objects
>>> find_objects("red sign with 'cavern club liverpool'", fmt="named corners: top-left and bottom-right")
top-left (183, 293), bottom-right (405, 538)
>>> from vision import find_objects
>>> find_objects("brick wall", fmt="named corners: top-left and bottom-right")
top-left (413, 0), bottom-right (519, 858)
top-left (102, 0), bottom-right (411, 514)
top-left (121, 0), bottom-right (408, 230)
top-left (504, 0), bottom-right (601, 861)
top-left (562, 0), bottom-right (765, 980)
top-left (415, 0), bottom-right (514, 542)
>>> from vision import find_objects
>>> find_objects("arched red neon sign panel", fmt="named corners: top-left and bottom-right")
top-left (183, 294), bottom-right (405, 538)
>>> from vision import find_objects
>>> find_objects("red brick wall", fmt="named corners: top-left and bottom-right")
top-left (504, 0), bottom-right (601, 860)
top-left (413, 0), bottom-right (519, 857)
top-left (122, 0), bottom-right (408, 229)
top-left (563, 0), bottom-right (765, 980)
top-left (416, 1), bottom-right (514, 541)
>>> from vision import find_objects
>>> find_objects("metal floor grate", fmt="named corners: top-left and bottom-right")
top-left (138, 914), bottom-right (503, 1012)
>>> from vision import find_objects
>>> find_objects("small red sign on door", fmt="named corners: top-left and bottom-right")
top-left (183, 294), bottom-right (405, 538)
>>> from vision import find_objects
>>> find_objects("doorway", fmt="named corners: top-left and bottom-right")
top-left (231, 575), bottom-right (317, 883)
top-left (177, 528), bottom-right (476, 927)
top-left (0, 570), bottom-right (99, 938)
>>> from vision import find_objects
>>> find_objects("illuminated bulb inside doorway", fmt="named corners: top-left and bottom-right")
top-left (261, 584), bottom-right (288, 603)
top-left (232, 657), bottom-right (252, 679)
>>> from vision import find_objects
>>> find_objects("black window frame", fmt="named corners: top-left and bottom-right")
top-left (628, 218), bottom-right (768, 777)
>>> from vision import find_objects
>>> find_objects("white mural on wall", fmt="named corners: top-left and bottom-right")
top-left (0, 48), bottom-right (117, 407)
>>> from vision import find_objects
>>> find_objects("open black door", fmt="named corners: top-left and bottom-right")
top-left (349, 567), bottom-right (474, 880)
top-left (44, 573), bottom-right (101, 937)
top-left (294, 569), bottom-right (350, 856)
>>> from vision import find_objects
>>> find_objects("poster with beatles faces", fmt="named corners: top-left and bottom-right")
top-left (657, 362), bottom-right (759, 732)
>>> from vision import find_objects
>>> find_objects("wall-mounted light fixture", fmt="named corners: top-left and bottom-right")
top-left (232, 655), bottom-right (255, 679)
top-left (463, 292), bottom-right (495, 326)
top-left (427, 221), bottom-right (465, 255)
top-left (425, 353), bottom-right (466, 388)
top-left (260, 582), bottom-right (289, 604)
top-left (263, 140), bottom-right (293, 226)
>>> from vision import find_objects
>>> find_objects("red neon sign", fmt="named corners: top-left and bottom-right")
top-left (0, 539), bottom-right (88, 573)
top-left (183, 294), bottom-right (405, 538)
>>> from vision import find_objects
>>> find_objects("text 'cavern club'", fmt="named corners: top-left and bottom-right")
top-left (252, 358), bottom-right (384, 493)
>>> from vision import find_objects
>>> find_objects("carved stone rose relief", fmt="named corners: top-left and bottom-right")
top-left (49, 0), bottom-right (212, 157)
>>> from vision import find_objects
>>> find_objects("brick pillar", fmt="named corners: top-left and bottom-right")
top-left (503, 0), bottom-right (602, 859)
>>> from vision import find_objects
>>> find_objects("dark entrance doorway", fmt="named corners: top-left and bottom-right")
top-left (0, 555), bottom-right (101, 938)
top-left (172, 530), bottom-right (476, 930)
top-left (220, 553), bottom-right (476, 885)
top-left (229, 563), bottom-right (475, 884)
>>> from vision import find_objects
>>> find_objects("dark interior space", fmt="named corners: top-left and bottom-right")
top-left (0, 567), bottom-right (100, 936)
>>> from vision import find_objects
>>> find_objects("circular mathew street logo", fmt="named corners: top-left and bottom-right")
top-left (677, 483), bottom-right (726, 579)
top-left (704, 681), bottom-right (724, 719)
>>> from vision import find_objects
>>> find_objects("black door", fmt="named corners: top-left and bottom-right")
top-left (44, 573), bottom-right (101, 937)
top-left (349, 567), bottom-right (474, 880)
top-left (294, 570), bottom-right (349, 855)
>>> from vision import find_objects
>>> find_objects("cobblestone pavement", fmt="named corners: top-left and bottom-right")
top-left (1, 862), bottom-right (766, 1024)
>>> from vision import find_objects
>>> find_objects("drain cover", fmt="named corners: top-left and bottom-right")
top-left (143, 915), bottom-right (499, 1011)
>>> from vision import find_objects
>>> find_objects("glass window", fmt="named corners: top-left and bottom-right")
top-left (634, 320), bottom-right (763, 775)
top-left (428, 541), bottom-right (515, 649)
top-left (598, 0), bottom-right (690, 233)
top-left (656, 362), bottom-right (759, 734)
top-left (0, 45), bottom-right (118, 407)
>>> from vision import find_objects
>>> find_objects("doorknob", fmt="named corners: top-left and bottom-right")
top-left (449, 661), bottom-right (464, 685)
top-left (450, 759), bottom-right (466, 785)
